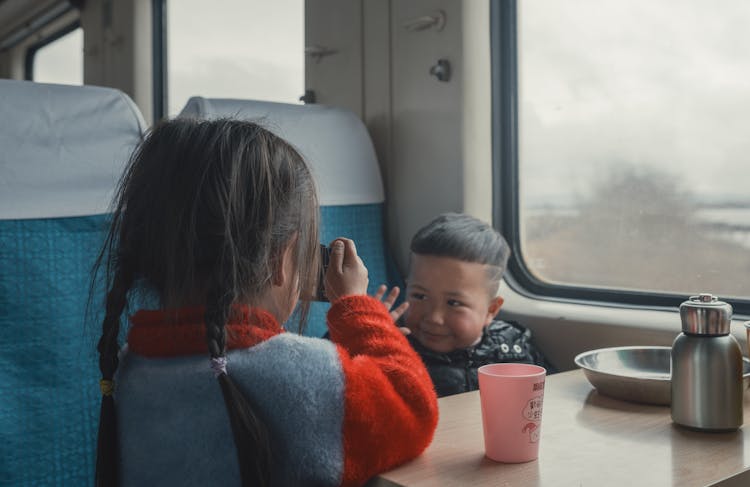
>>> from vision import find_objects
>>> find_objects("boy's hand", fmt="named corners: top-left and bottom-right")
top-left (324, 238), bottom-right (369, 301)
top-left (373, 284), bottom-right (411, 335)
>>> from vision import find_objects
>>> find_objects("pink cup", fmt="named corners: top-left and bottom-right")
top-left (478, 363), bottom-right (547, 463)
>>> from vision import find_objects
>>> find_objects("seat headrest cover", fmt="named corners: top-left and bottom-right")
top-left (179, 97), bottom-right (384, 206)
top-left (0, 80), bottom-right (146, 220)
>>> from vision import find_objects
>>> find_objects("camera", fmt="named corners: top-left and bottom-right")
top-left (314, 243), bottom-right (331, 302)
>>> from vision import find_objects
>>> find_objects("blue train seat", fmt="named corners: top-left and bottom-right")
top-left (0, 80), bottom-right (146, 486)
top-left (179, 98), bottom-right (403, 337)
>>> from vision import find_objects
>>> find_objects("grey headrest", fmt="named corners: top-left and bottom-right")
top-left (179, 97), bottom-right (384, 206)
top-left (0, 80), bottom-right (146, 220)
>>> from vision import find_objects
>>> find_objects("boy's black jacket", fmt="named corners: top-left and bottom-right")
top-left (407, 320), bottom-right (553, 397)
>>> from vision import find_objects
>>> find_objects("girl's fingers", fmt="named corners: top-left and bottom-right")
top-left (341, 238), bottom-right (358, 267)
top-left (329, 239), bottom-right (345, 274)
top-left (325, 237), bottom-right (369, 298)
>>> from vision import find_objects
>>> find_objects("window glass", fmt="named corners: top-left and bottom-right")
top-left (518, 0), bottom-right (750, 300)
top-left (167, 0), bottom-right (304, 116)
top-left (32, 27), bottom-right (83, 85)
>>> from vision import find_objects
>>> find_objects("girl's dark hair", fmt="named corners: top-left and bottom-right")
top-left (410, 212), bottom-right (510, 296)
top-left (92, 118), bottom-right (319, 486)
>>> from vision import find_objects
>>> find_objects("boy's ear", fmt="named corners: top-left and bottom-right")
top-left (485, 296), bottom-right (504, 324)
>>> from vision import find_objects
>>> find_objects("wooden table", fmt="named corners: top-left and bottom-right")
top-left (368, 370), bottom-right (750, 487)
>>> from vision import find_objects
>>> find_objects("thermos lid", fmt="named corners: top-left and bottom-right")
top-left (679, 293), bottom-right (733, 335)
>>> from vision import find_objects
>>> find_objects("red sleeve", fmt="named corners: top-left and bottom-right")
top-left (327, 295), bottom-right (438, 487)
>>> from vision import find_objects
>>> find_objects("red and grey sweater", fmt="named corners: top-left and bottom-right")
top-left (116, 295), bottom-right (438, 487)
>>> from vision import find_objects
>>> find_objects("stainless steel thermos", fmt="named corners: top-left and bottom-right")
top-left (671, 294), bottom-right (743, 431)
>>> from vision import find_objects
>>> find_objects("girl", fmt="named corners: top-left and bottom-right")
top-left (92, 119), bottom-right (438, 487)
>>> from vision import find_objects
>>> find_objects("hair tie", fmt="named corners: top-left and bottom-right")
top-left (210, 357), bottom-right (228, 377)
top-left (100, 379), bottom-right (114, 396)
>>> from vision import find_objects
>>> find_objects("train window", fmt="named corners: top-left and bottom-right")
top-left (166, 0), bottom-right (304, 116)
top-left (495, 0), bottom-right (750, 312)
top-left (26, 23), bottom-right (82, 85)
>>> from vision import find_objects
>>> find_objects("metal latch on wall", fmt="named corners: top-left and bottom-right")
top-left (402, 10), bottom-right (446, 32)
top-left (305, 45), bottom-right (338, 64)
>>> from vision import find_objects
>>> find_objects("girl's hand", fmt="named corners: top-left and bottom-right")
top-left (324, 238), bottom-right (369, 301)
top-left (373, 285), bottom-right (410, 332)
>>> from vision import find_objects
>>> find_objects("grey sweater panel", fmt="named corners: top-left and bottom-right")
top-left (116, 333), bottom-right (346, 486)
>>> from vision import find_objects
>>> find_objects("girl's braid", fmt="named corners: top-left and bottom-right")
top-left (204, 282), bottom-right (272, 486)
top-left (95, 257), bottom-right (134, 487)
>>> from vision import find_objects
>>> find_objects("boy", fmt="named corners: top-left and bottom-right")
top-left (381, 213), bottom-right (551, 397)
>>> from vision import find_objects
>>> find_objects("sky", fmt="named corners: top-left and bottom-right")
top-left (31, 0), bottom-right (304, 114)
top-left (33, 27), bottom-right (83, 85)
top-left (518, 0), bottom-right (750, 205)
top-left (167, 0), bottom-right (304, 115)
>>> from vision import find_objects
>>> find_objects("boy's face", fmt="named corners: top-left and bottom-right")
top-left (404, 254), bottom-right (503, 353)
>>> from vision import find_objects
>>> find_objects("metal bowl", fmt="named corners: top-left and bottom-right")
top-left (574, 346), bottom-right (750, 406)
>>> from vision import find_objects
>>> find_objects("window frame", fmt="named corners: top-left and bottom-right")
top-left (152, 0), bottom-right (168, 122)
top-left (490, 0), bottom-right (750, 316)
top-left (23, 20), bottom-right (81, 82)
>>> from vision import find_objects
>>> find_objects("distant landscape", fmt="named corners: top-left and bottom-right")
top-left (521, 167), bottom-right (750, 300)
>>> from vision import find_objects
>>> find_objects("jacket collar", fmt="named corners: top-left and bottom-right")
top-left (408, 326), bottom-right (491, 364)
